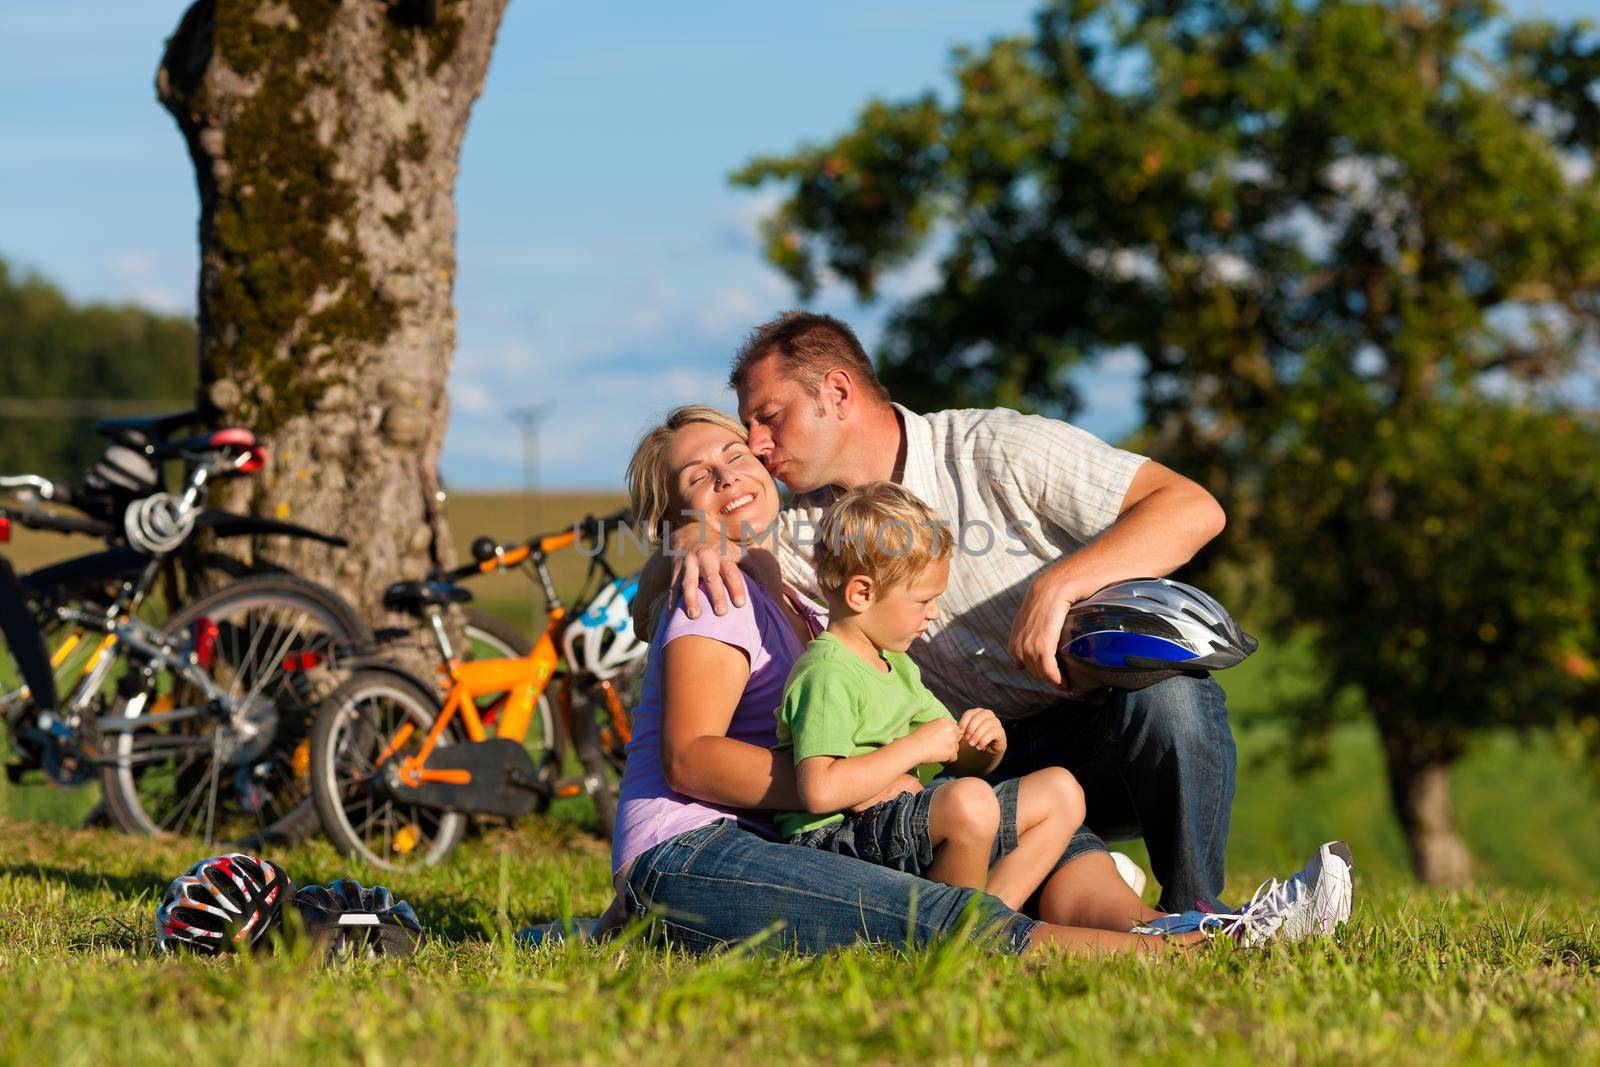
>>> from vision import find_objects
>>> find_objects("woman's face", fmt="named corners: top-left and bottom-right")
top-left (663, 422), bottom-right (781, 545)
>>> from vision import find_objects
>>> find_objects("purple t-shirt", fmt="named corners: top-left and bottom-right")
top-left (611, 572), bottom-right (825, 874)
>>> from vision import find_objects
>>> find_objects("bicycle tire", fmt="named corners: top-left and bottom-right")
top-left (460, 607), bottom-right (533, 659)
top-left (309, 667), bottom-right (467, 869)
top-left (567, 689), bottom-right (618, 837)
top-left (99, 573), bottom-right (368, 842)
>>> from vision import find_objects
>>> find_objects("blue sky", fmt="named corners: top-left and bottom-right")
top-left (1, 1), bottom-right (1591, 488)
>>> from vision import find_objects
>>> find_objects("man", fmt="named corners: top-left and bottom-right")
top-left (636, 310), bottom-right (1234, 914)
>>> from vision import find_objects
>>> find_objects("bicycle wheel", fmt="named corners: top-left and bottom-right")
top-left (99, 574), bottom-right (366, 843)
top-left (568, 688), bottom-right (618, 837)
top-left (309, 667), bottom-right (467, 869)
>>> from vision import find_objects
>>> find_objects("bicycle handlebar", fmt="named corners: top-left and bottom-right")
top-left (439, 508), bottom-right (635, 580)
top-left (0, 474), bottom-right (72, 505)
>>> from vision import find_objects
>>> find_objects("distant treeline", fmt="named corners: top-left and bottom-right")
top-left (0, 257), bottom-right (195, 482)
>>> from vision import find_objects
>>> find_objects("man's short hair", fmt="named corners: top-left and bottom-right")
top-left (814, 481), bottom-right (952, 599)
top-left (730, 310), bottom-right (890, 403)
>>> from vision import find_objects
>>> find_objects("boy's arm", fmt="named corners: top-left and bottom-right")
top-left (795, 721), bottom-right (959, 813)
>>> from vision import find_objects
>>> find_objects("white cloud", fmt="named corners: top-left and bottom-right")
top-left (108, 250), bottom-right (188, 314)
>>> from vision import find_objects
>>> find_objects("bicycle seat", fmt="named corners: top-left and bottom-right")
top-left (382, 580), bottom-right (474, 613)
top-left (94, 411), bottom-right (197, 447)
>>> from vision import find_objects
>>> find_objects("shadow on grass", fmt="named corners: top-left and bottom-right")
top-left (0, 862), bottom-right (170, 904)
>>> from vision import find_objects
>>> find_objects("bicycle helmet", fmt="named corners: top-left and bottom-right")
top-left (155, 853), bottom-right (291, 955)
top-left (78, 443), bottom-right (161, 523)
top-left (562, 575), bottom-right (647, 681)
top-left (1059, 578), bottom-right (1258, 692)
top-left (293, 880), bottom-right (425, 958)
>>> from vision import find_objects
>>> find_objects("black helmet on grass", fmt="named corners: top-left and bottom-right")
top-left (155, 853), bottom-right (291, 955)
top-left (293, 879), bottom-right (424, 958)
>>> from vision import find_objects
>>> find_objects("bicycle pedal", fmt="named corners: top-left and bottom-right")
top-left (41, 742), bottom-right (96, 789)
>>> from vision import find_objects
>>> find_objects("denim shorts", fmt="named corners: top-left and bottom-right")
top-left (623, 818), bottom-right (1043, 956)
top-left (787, 777), bottom-right (1034, 878)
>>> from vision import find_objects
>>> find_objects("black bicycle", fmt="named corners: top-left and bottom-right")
top-left (0, 412), bottom-right (367, 844)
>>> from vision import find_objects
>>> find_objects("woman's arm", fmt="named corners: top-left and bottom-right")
top-left (660, 635), bottom-right (801, 810)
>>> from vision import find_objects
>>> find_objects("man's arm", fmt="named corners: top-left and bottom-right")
top-left (1008, 460), bottom-right (1226, 687)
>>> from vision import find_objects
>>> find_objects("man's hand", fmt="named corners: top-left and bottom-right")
top-left (1007, 564), bottom-right (1086, 688)
top-left (670, 520), bottom-right (747, 620)
top-left (847, 774), bottom-right (922, 813)
top-left (906, 718), bottom-right (962, 765)
top-left (957, 708), bottom-right (1006, 759)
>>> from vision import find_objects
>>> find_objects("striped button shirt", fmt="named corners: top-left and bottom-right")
top-left (775, 404), bottom-right (1146, 720)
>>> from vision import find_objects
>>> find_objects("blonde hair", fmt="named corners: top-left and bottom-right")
top-left (626, 405), bottom-right (749, 543)
top-left (814, 481), bottom-right (953, 598)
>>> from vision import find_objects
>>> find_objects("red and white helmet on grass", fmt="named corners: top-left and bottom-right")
top-left (155, 853), bottom-right (291, 955)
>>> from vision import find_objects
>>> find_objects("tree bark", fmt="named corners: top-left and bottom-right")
top-left (157, 0), bottom-right (508, 618)
top-left (1377, 717), bottom-right (1474, 887)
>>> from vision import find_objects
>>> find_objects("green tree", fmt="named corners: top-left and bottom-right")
top-left (734, 0), bottom-right (1600, 884)
top-left (0, 258), bottom-right (195, 482)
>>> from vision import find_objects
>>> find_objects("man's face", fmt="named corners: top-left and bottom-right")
top-left (736, 354), bottom-right (842, 494)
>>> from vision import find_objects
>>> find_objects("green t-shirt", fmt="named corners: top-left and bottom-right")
top-left (775, 631), bottom-right (954, 839)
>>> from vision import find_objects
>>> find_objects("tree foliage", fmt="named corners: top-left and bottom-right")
top-left (735, 0), bottom-right (1600, 881)
top-left (0, 257), bottom-right (195, 481)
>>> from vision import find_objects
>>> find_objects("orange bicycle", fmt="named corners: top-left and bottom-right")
top-left (307, 509), bottom-right (644, 869)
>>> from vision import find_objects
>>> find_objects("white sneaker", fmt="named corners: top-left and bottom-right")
top-left (1111, 851), bottom-right (1147, 897)
top-left (1206, 841), bottom-right (1355, 947)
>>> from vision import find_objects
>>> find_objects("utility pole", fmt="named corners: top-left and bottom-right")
top-left (507, 405), bottom-right (550, 535)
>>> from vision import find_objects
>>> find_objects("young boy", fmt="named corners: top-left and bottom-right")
top-left (775, 481), bottom-right (1085, 910)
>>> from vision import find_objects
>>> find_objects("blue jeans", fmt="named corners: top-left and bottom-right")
top-left (621, 819), bottom-right (1042, 955)
top-left (986, 673), bottom-right (1235, 913)
top-left (787, 777), bottom-right (1031, 877)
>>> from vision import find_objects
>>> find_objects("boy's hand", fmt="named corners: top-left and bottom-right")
top-left (848, 774), bottom-right (923, 813)
top-left (907, 718), bottom-right (962, 765)
top-left (957, 708), bottom-right (1006, 759)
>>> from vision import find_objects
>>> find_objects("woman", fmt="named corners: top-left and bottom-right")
top-left (590, 405), bottom-right (1347, 955)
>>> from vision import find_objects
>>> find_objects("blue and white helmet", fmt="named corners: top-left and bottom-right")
top-left (1059, 578), bottom-right (1257, 691)
top-left (563, 574), bottom-right (647, 680)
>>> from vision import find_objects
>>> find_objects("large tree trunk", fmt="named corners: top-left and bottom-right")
top-left (157, 0), bottom-right (508, 617)
top-left (1376, 717), bottom-right (1473, 888)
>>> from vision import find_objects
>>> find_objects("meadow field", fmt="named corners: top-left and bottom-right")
top-left (2, 493), bottom-right (1597, 1064)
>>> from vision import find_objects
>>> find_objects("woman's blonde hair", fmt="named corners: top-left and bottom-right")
top-left (626, 405), bottom-right (750, 543)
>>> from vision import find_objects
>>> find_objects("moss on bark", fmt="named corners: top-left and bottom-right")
top-left (199, 1), bottom-right (401, 434)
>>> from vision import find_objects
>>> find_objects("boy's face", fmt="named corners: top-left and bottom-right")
top-left (852, 557), bottom-right (950, 654)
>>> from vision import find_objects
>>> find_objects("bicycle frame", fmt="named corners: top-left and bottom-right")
top-left (392, 615), bottom-right (565, 787)
top-left (381, 519), bottom-right (635, 793)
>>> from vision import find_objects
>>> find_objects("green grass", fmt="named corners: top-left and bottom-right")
top-left (1, 817), bottom-right (1597, 1065)
top-left (6, 495), bottom-right (1600, 1063)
